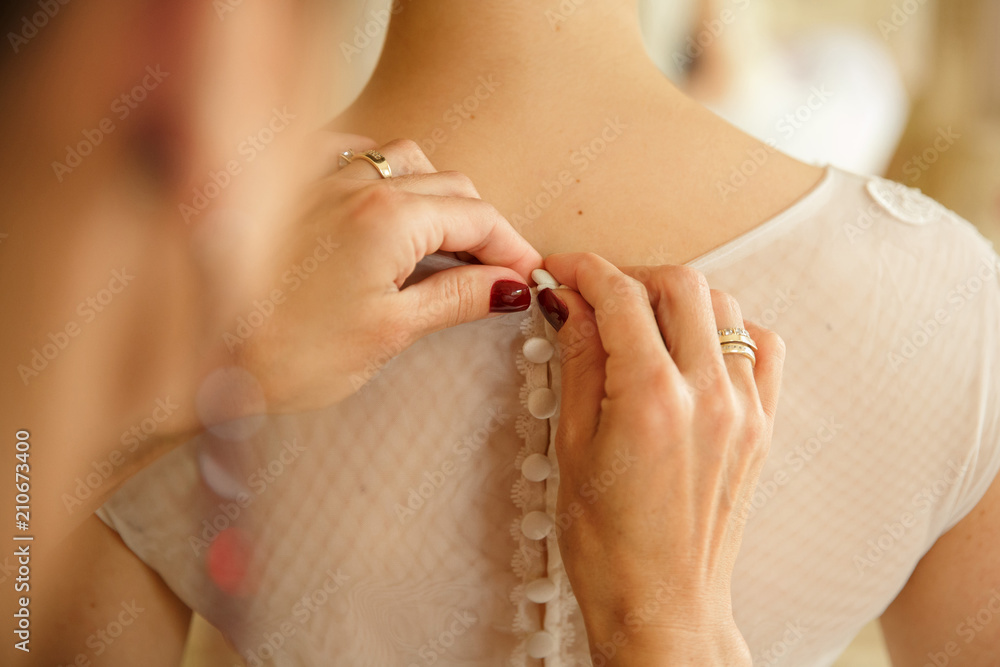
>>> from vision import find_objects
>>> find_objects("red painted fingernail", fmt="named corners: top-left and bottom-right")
top-left (490, 280), bottom-right (531, 313)
top-left (538, 288), bottom-right (568, 331)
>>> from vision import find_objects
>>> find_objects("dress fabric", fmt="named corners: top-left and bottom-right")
top-left (98, 167), bottom-right (1000, 666)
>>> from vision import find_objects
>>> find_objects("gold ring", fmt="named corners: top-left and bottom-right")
top-left (339, 148), bottom-right (392, 179)
top-left (720, 342), bottom-right (756, 368)
top-left (717, 327), bottom-right (757, 352)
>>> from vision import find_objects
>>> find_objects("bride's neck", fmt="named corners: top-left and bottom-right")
top-left (360, 0), bottom-right (663, 104)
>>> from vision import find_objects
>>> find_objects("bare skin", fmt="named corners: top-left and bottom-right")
top-left (0, 3), bottom-right (541, 664)
top-left (24, 1), bottom-right (1000, 664)
top-left (331, 0), bottom-right (1000, 663)
top-left (334, 0), bottom-right (824, 267)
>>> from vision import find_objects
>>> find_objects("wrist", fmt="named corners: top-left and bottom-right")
top-left (587, 622), bottom-right (751, 666)
top-left (580, 586), bottom-right (749, 666)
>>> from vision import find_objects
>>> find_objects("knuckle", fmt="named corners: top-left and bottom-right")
top-left (382, 138), bottom-right (431, 173)
top-left (739, 408), bottom-right (771, 459)
top-left (572, 252), bottom-right (606, 278)
top-left (649, 265), bottom-right (709, 302)
top-left (429, 276), bottom-right (477, 329)
top-left (608, 272), bottom-right (647, 302)
top-left (748, 326), bottom-right (786, 364)
top-left (383, 137), bottom-right (422, 157)
top-left (671, 265), bottom-right (710, 293)
top-left (632, 365), bottom-right (686, 422)
top-left (710, 288), bottom-right (739, 311)
top-left (702, 386), bottom-right (740, 432)
top-left (743, 406), bottom-right (769, 441)
top-left (766, 330), bottom-right (787, 362)
top-left (578, 252), bottom-right (606, 270)
top-left (348, 182), bottom-right (402, 219)
top-left (439, 170), bottom-right (478, 193)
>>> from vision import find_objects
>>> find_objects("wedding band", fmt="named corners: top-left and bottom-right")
top-left (339, 148), bottom-right (392, 178)
top-left (720, 342), bottom-right (756, 368)
top-left (717, 327), bottom-right (757, 352)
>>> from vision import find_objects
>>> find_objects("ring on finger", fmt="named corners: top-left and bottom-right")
top-left (339, 148), bottom-right (393, 179)
top-left (717, 327), bottom-right (758, 352)
top-left (720, 341), bottom-right (756, 368)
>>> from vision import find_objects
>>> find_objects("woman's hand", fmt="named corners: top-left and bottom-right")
top-left (233, 136), bottom-right (543, 413)
top-left (540, 253), bottom-right (785, 664)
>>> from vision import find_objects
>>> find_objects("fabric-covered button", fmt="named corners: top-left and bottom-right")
top-left (526, 630), bottom-right (557, 658)
top-left (866, 177), bottom-right (946, 225)
top-left (525, 578), bottom-right (558, 604)
top-left (521, 511), bottom-right (554, 540)
top-left (521, 454), bottom-right (552, 482)
top-left (531, 269), bottom-right (559, 291)
top-left (527, 388), bottom-right (558, 419)
top-left (522, 337), bottom-right (555, 364)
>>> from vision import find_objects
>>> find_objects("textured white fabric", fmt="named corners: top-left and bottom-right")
top-left (98, 167), bottom-right (1000, 666)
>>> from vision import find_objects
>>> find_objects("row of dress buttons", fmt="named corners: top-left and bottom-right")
top-left (520, 271), bottom-right (560, 659)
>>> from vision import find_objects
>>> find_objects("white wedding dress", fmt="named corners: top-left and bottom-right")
top-left (99, 167), bottom-right (1000, 666)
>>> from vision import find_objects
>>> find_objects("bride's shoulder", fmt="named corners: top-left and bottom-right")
top-left (808, 168), bottom-right (986, 248)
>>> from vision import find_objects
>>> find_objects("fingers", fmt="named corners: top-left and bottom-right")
top-left (743, 322), bottom-right (785, 423)
top-left (546, 289), bottom-right (607, 452)
top-left (329, 136), bottom-right (540, 280)
top-left (709, 289), bottom-right (757, 398)
top-left (309, 131), bottom-right (379, 178)
top-left (394, 194), bottom-right (542, 280)
top-left (622, 265), bottom-right (726, 384)
top-left (397, 264), bottom-right (529, 337)
top-left (543, 254), bottom-right (675, 387)
top-left (338, 138), bottom-right (436, 180)
top-left (386, 171), bottom-right (482, 199)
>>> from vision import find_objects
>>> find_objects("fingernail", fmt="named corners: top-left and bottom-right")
top-left (538, 288), bottom-right (568, 331)
top-left (490, 280), bottom-right (531, 313)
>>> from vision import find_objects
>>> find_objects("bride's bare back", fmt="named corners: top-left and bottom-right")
top-left (334, 0), bottom-right (824, 266)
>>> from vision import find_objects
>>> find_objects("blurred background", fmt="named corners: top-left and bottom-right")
top-left (181, 0), bottom-right (998, 664)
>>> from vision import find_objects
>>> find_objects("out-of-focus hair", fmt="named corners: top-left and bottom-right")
top-left (3, 1), bottom-right (53, 58)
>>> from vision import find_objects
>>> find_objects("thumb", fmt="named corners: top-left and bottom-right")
top-left (540, 288), bottom-right (607, 452)
top-left (398, 264), bottom-right (531, 338)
